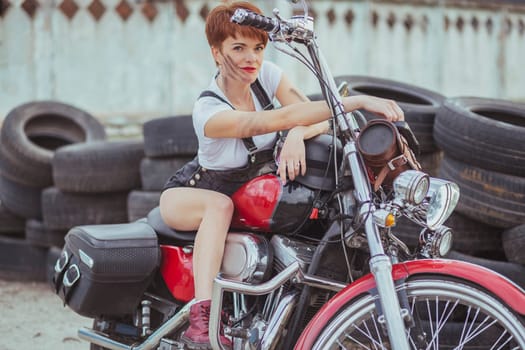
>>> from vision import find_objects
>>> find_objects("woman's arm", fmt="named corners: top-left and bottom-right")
top-left (204, 99), bottom-right (327, 138)
top-left (205, 68), bottom-right (404, 139)
top-left (275, 74), bottom-right (309, 106)
top-left (205, 93), bottom-right (402, 138)
top-left (276, 74), bottom-right (330, 140)
top-left (274, 74), bottom-right (328, 182)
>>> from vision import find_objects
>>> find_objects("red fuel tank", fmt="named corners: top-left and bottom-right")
top-left (231, 174), bottom-right (317, 233)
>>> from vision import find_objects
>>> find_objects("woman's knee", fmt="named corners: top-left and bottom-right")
top-left (206, 193), bottom-right (234, 217)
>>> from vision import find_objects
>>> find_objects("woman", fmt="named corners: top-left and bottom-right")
top-left (159, 1), bottom-right (404, 349)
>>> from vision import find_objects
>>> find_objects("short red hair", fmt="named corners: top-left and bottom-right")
top-left (205, 1), bottom-right (269, 49)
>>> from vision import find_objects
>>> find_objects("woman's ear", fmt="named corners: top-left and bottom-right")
top-left (211, 46), bottom-right (221, 66)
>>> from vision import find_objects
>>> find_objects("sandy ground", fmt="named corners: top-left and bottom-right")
top-left (0, 279), bottom-right (93, 350)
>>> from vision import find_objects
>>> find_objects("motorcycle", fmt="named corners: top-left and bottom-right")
top-left (52, 1), bottom-right (525, 349)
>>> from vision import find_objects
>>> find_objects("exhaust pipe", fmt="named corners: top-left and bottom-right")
top-left (78, 327), bottom-right (130, 350)
top-left (78, 302), bottom-right (193, 350)
top-left (260, 292), bottom-right (298, 350)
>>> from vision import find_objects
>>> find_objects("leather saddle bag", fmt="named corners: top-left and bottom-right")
top-left (357, 120), bottom-right (421, 191)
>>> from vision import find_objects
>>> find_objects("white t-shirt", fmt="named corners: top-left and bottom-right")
top-left (193, 61), bottom-right (283, 170)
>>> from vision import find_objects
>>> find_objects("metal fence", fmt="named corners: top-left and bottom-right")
top-left (1, 0), bottom-right (524, 122)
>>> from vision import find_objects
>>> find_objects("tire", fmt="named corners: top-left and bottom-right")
top-left (393, 212), bottom-right (505, 259)
top-left (0, 142), bottom-right (43, 187)
top-left (127, 190), bottom-right (161, 222)
top-left (52, 140), bottom-right (144, 193)
top-left (42, 187), bottom-right (129, 231)
top-left (25, 219), bottom-right (67, 248)
top-left (417, 150), bottom-right (442, 178)
top-left (502, 224), bottom-right (525, 265)
top-left (438, 155), bottom-right (525, 229)
top-left (139, 157), bottom-right (192, 191)
top-left (334, 75), bottom-right (445, 153)
top-left (0, 174), bottom-right (42, 219)
top-left (0, 101), bottom-right (106, 187)
top-left (46, 246), bottom-right (62, 285)
top-left (0, 200), bottom-right (26, 235)
top-left (446, 213), bottom-right (504, 260)
top-left (142, 115), bottom-right (198, 157)
top-left (434, 97), bottom-right (525, 176)
top-left (446, 250), bottom-right (525, 289)
top-left (0, 235), bottom-right (48, 281)
top-left (311, 275), bottom-right (525, 349)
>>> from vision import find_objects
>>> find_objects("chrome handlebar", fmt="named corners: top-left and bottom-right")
top-left (231, 8), bottom-right (314, 44)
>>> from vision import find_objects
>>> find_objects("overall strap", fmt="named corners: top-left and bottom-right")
top-left (250, 78), bottom-right (274, 111)
top-left (198, 90), bottom-right (233, 109)
top-left (198, 79), bottom-right (275, 156)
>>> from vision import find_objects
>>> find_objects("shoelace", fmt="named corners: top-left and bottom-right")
top-left (200, 304), bottom-right (211, 326)
top-left (199, 303), bottom-right (232, 340)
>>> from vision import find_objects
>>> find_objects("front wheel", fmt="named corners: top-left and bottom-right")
top-left (312, 276), bottom-right (525, 349)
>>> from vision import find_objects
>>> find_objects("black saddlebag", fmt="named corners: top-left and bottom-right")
top-left (52, 221), bottom-right (160, 318)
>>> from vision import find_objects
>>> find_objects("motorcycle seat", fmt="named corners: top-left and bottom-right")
top-left (146, 207), bottom-right (196, 244)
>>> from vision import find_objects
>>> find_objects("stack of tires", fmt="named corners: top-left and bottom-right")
top-left (45, 139), bottom-right (145, 234)
top-left (0, 101), bottom-right (107, 281)
top-left (433, 97), bottom-right (525, 287)
top-left (128, 115), bottom-right (197, 222)
top-left (330, 76), bottom-right (525, 287)
top-left (0, 103), bottom-right (198, 282)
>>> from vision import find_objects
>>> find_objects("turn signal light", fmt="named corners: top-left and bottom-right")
top-left (385, 213), bottom-right (396, 227)
top-left (373, 209), bottom-right (396, 228)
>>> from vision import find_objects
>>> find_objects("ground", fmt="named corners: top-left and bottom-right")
top-left (0, 279), bottom-right (92, 350)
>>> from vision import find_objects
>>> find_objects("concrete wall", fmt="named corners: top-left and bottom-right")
top-left (1, 0), bottom-right (524, 124)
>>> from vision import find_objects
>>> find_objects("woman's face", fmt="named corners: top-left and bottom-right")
top-left (213, 35), bottom-right (266, 85)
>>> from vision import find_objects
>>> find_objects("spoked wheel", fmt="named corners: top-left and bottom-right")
top-left (312, 276), bottom-right (525, 349)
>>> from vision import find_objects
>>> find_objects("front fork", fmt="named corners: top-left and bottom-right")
top-left (346, 141), bottom-right (411, 350)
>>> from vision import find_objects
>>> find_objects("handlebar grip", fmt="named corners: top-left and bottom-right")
top-left (231, 9), bottom-right (279, 33)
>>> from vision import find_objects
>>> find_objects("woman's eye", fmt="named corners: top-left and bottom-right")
top-left (255, 46), bottom-right (264, 51)
top-left (233, 46), bottom-right (242, 51)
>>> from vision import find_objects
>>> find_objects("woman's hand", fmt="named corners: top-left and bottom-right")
top-left (344, 95), bottom-right (404, 122)
top-left (277, 127), bottom-right (307, 184)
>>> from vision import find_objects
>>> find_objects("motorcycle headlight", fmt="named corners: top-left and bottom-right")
top-left (426, 178), bottom-right (460, 230)
top-left (393, 170), bottom-right (430, 205)
top-left (420, 226), bottom-right (453, 258)
top-left (434, 226), bottom-right (453, 257)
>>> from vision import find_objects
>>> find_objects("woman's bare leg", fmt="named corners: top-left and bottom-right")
top-left (159, 187), bottom-right (234, 300)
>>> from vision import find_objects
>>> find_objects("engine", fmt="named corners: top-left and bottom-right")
top-left (221, 233), bottom-right (317, 284)
top-left (271, 235), bottom-right (316, 273)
